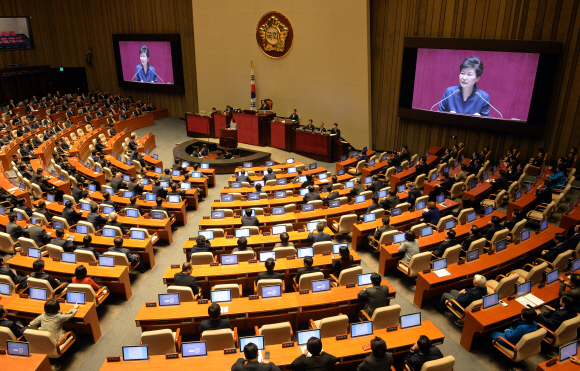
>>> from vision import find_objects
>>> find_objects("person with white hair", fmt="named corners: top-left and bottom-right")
top-left (436, 274), bottom-right (487, 315)
top-left (105, 211), bottom-right (128, 235)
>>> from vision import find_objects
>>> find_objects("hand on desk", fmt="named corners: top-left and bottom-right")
top-left (571, 356), bottom-right (580, 364)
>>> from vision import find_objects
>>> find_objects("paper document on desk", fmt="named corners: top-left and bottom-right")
top-left (220, 306), bottom-right (229, 314)
top-left (300, 346), bottom-right (323, 357)
top-left (516, 294), bottom-right (544, 308)
top-left (7, 187), bottom-right (17, 192)
top-left (433, 269), bottom-right (451, 277)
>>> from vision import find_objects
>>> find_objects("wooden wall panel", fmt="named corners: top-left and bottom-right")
top-left (371, 0), bottom-right (580, 164)
top-left (0, 0), bottom-right (197, 118)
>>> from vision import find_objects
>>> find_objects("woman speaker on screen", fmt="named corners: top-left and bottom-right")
top-left (133, 45), bottom-right (158, 83)
top-left (436, 56), bottom-right (490, 116)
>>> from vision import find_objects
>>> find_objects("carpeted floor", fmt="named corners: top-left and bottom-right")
top-left (5, 117), bottom-right (574, 371)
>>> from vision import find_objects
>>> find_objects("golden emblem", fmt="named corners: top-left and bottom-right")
top-left (256, 12), bottom-right (293, 59)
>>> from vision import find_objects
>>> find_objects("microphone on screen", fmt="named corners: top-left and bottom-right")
top-left (474, 91), bottom-right (503, 119)
top-left (131, 65), bottom-right (143, 82)
top-left (151, 70), bottom-right (165, 84)
top-left (430, 89), bottom-right (460, 111)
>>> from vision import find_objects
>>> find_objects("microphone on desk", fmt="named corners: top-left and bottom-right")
top-left (131, 66), bottom-right (143, 82)
top-left (474, 92), bottom-right (503, 119)
top-left (430, 89), bottom-right (460, 111)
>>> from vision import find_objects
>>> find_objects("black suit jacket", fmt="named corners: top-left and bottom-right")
top-left (366, 180), bottom-right (384, 194)
top-left (404, 347), bottom-right (443, 371)
top-left (110, 178), bottom-right (126, 193)
top-left (263, 173), bottom-right (276, 181)
top-left (432, 239), bottom-right (458, 258)
top-left (303, 192), bottom-right (322, 203)
top-left (50, 237), bottom-right (74, 252)
top-left (27, 225), bottom-right (51, 247)
top-left (62, 208), bottom-right (83, 226)
top-left (199, 317), bottom-right (233, 333)
top-left (291, 353), bottom-right (337, 371)
top-left (30, 272), bottom-right (60, 289)
top-left (126, 203), bottom-right (145, 216)
top-left (72, 188), bottom-right (83, 203)
top-left (174, 272), bottom-right (199, 295)
top-left (560, 284), bottom-right (580, 313)
top-left (232, 358), bottom-right (282, 371)
top-left (152, 185), bottom-right (168, 198)
top-left (241, 216), bottom-right (260, 227)
top-left (461, 233), bottom-right (482, 251)
top-left (128, 182), bottom-right (143, 195)
top-left (75, 244), bottom-right (100, 259)
top-left (0, 266), bottom-right (27, 284)
top-left (295, 266), bottom-right (321, 283)
top-left (87, 212), bottom-right (107, 230)
top-left (380, 196), bottom-right (400, 211)
top-left (455, 286), bottom-right (487, 308)
top-left (6, 222), bottom-right (27, 241)
top-left (358, 353), bottom-right (393, 371)
top-left (105, 220), bottom-right (128, 235)
top-left (307, 232), bottom-right (332, 243)
top-left (358, 285), bottom-right (390, 316)
top-left (536, 187), bottom-right (552, 205)
top-left (256, 271), bottom-right (282, 284)
top-left (485, 225), bottom-right (502, 241)
top-left (537, 306), bottom-right (576, 331)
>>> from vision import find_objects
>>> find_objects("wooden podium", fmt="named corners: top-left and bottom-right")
top-left (219, 127), bottom-right (238, 148)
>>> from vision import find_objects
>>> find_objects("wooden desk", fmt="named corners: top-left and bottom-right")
top-left (105, 155), bottom-right (136, 177)
top-left (462, 182), bottom-right (492, 202)
top-left (560, 204), bottom-right (580, 236)
top-left (221, 174), bottom-right (354, 195)
top-left (0, 353), bottom-right (51, 371)
top-left (227, 167), bottom-right (328, 183)
top-left (29, 159), bottom-right (71, 195)
top-left (145, 171), bottom-right (209, 199)
top-left (185, 166), bottom-right (216, 188)
top-left (378, 211), bottom-right (505, 273)
top-left (414, 225), bottom-right (562, 308)
top-left (270, 119), bottom-right (299, 151)
top-left (163, 252), bottom-right (362, 292)
top-left (232, 111), bottom-right (274, 147)
top-left (536, 347), bottom-right (580, 371)
top-left (336, 150), bottom-right (376, 172)
top-left (186, 113), bottom-right (212, 137)
top-left (3, 294), bottom-right (101, 342)
top-left (506, 173), bottom-right (550, 221)
top-left (7, 254), bottom-right (132, 300)
top-left (461, 275), bottom-right (563, 351)
top-left (0, 172), bottom-right (31, 207)
top-left (68, 157), bottom-right (106, 185)
top-left (234, 162), bottom-right (304, 174)
top-left (101, 321), bottom-right (442, 371)
top-left (183, 228), bottom-right (335, 258)
top-left (295, 131), bottom-right (336, 163)
top-left (135, 281), bottom-right (395, 335)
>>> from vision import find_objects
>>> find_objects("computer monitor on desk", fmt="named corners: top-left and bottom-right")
top-left (312, 279), bottom-right (331, 293)
top-left (261, 285), bottom-right (282, 299)
top-left (210, 290), bottom-right (231, 303)
top-left (181, 341), bottom-right (207, 358)
top-left (559, 341), bottom-right (578, 362)
top-left (483, 293), bottom-right (499, 310)
top-left (297, 248), bottom-right (313, 259)
top-left (297, 329), bottom-right (320, 345)
top-left (122, 346), bottom-right (149, 361)
top-left (158, 293), bottom-right (180, 306)
top-left (466, 249), bottom-right (479, 262)
top-left (259, 251), bottom-right (276, 262)
top-left (351, 321), bottom-right (373, 338)
top-left (400, 313), bottom-right (421, 329)
top-left (235, 229), bottom-right (251, 238)
top-left (358, 273), bottom-right (372, 286)
top-left (221, 254), bottom-right (238, 265)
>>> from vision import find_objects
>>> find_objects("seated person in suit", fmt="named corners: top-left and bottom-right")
top-left (190, 235), bottom-right (211, 256)
top-left (262, 168), bottom-right (276, 181)
top-left (303, 119), bottom-right (315, 131)
top-left (110, 173), bottom-right (127, 193)
top-left (534, 179), bottom-right (553, 207)
top-left (485, 216), bottom-right (503, 242)
top-left (127, 176), bottom-right (144, 195)
top-left (233, 342), bottom-right (281, 371)
top-left (152, 197), bottom-right (172, 218)
top-left (232, 237), bottom-right (255, 256)
top-left (168, 183), bottom-right (186, 198)
top-left (200, 303), bottom-right (233, 333)
top-left (258, 100), bottom-right (270, 110)
top-left (538, 233), bottom-right (568, 263)
top-left (31, 259), bottom-right (66, 294)
top-left (318, 122), bottom-right (326, 133)
top-left (490, 308), bottom-right (538, 347)
top-left (531, 148), bottom-right (545, 167)
top-left (291, 337), bottom-right (337, 371)
top-left (547, 165), bottom-right (567, 190)
top-left (387, 152), bottom-right (400, 168)
top-left (256, 258), bottom-right (282, 284)
top-left (308, 222), bottom-right (332, 243)
top-left (241, 209), bottom-right (259, 227)
top-left (536, 296), bottom-right (576, 331)
top-left (398, 231), bottom-right (420, 266)
top-left (421, 202), bottom-right (440, 226)
top-left (300, 175), bottom-right (315, 189)
top-left (431, 229), bottom-right (458, 258)
top-left (252, 183), bottom-right (266, 194)
top-left (126, 196), bottom-right (145, 216)
top-left (159, 169), bottom-right (173, 182)
top-left (102, 192), bottom-right (120, 212)
top-left (0, 256), bottom-right (27, 288)
top-left (414, 157), bottom-right (429, 177)
top-left (369, 216), bottom-right (396, 248)
top-left (461, 225), bottom-right (482, 251)
top-left (303, 186), bottom-right (322, 203)
top-left (62, 201), bottom-right (83, 227)
top-left (357, 337), bottom-right (393, 371)
top-left (274, 232), bottom-right (295, 249)
top-left (366, 195), bottom-right (382, 215)
top-left (434, 173), bottom-right (455, 197)
top-left (236, 170), bottom-right (251, 183)
top-left (109, 237), bottom-right (142, 271)
top-left (332, 245), bottom-right (354, 276)
top-left (27, 218), bottom-right (51, 248)
top-left (404, 335), bottom-right (443, 371)
top-left (358, 273), bottom-right (389, 316)
top-left (295, 256), bottom-right (321, 284)
top-left (380, 189), bottom-right (400, 211)
top-left (357, 151), bottom-right (370, 163)
top-left (87, 204), bottom-right (108, 231)
top-left (560, 273), bottom-right (580, 313)
top-left (489, 170), bottom-right (509, 193)
top-left (105, 212), bottom-right (128, 235)
top-left (349, 178), bottom-right (365, 196)
top-left (50, 228), bottom-right (74, 253)
top-left (0, 305), bottom-right (26, 338)
top-left (406, 182), bottom-right (422, 208)
top-left (174, 262), bottom-right (200, 295)
top-left (366, 175), bottom-right (384, 194)
top-left (330, 123), bottom-right (340, 137)
top-left (437, 274), bottom-right (487, 314)
top-left (75, 235), bottom-right (100, 259)
top-left (503, 210), bottom-right (523, 232)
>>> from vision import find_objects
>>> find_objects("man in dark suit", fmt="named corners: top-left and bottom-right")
top-left (6, 213), bottom-right (27, 242)
top-left (105, 212), bottom-right (128, 235)
top-left (236, 170), bottom-right (251, 183)
top-left (190, 235), bottom-right (211, 255)
top-left (72, 183), bottom-right (84, 203)
top-left (366, 195), bottom-right (382, 215)
top-left (0, 256), bottom-right (27, 288)
top-left (75, 235), bottom-right (100, 259)
top-left (536, 296), bottom-right (576, 331)
top-left (535, 180), bottom-right (553, 206)
top-left (404, 336), bottom-right (443, 371)
top-left (152, 180), bottom-right (168, 199)
top-left (87, 204), bottom-right (108, 231)
top-left (7, 99), bottom-right (15, 109)
top-left (101, 192), bottom-right (120, 212)
top-left (485, 216), bottom-right (503, 242)
top-left (173, 262), bottom-right (200, 295)
top-left (538, 233), bottom-right (568, 263)
top-left (303, 186), bottom-right (322, 203)
top-left (432, 229), bottom-right (458, 258)
top-left (330, 123), bottom-right (341, 137)
top-left (62, 201), bottom-right (83, 226)
top-left (380, 189), bottom-right (400, 211)
top-left (31, 259), bottom-right (65, 293)
top-left (307, 222), bottom-right (332, 243)
top-left (262, 168), bottom-right (276, 181)
top-left (358, 273), bottom-right (390, 316)
top-left (127, 177), bottom-right (144, 195)
top-left (303, 119), bottom-right (315, 131)
top-left (437, 275), bottom-right (487, 315)
top-left (109, 237), bottom-right (141, 270)
top-left (200, 303), bottom-right (233, 333)
top-left (50, 228), bottom-right (74, 252)
top-left (366, 175), bottom-right (384, 194)
top-left (400, 144), bottom-right (411, 162)
top-left (369, 216), bottom-right (396, 248)
top-left (126, 196), bottom-right (145, 216)
top-left (95, 138), bottom-right (106, 153)
top-left (291, 338), bottom-right (336, 371)
top-left (490, 170), bottom-right (509, 193)
top-left (560, 273), bottom-right (580, 313)
top-left (349, 178), bottom-right (365, 196)
top-left (295, 256), bottom-right (321, 284)
top-left (168, 183), bottom-right (185, 198)
top-left (256, 258), bottom-right (282, 284)
top-left (407, 182), bottom-right (422, 208)
top-left (110, 173), bottom-right (126, 193)
top-left (27, 219), bottom-right (51, 248)
top-left (461, 225), bottom-right (482, 251)
top-left (152, 197), bottom-right (171, 217)
top-left (241, 209), bottom-right (259, 227)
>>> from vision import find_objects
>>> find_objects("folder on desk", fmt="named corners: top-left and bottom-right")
top-left (515, 294), bottom-right (544, 308)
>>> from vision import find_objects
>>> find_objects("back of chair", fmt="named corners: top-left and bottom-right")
top-left (201, 329), bottom-right (235, 352)
top-left (371, 208), bottom-right (385, 218)
top-left (67, 283), bottom-right (96, 304)
top-left (273, 246), bottom-right (296, 258)
top-left (396, 203), bottom-right (410, 212)
top-left (490, 229), bottom-right (510, 250)
top-left (449, 182), bottom-right (464, 199)
top-left (436, 215), bottom-right (455, 232)
top-left (371, 304), bottom-right (401, 330)
top-left (307, 200), bottom-right (323, 209)
top-left (312, 241), bottom-right (332, 255)
top-left (24, 329), bottom-right (59, 358)
top-left (18, 237), bottom-right (40, 253)
top-left (257, 279), bottom-right (284, 296)
top-left (46, 244), bottom-right (64, 259)
top-left (213, 284), bottom-right (241, 298)
top-left (207, 228), bottom-right (225, 238)
top-left (456, 208), bottom-right (475, 224)
top-left (0, 274), bottom-right (17, 293)
top-left (27, 277), bottom-right (55, 299)
top-left (512, 328), bottom-right (547, 362)
top-left (167, 285), bottom-right (195, 302)
top-left (468, 238), bottom-right (487, 255)
top-left (510, 219), bottom-right (527, 242)
top-left (491, 273), bottom-right (519, 298)
top-left (75, 249), bottom-right (97, 263)
top-left (441, 245), bottom-right (461, 265)
top-left (104, 251), bottom-right (130, 267)
top-left (337, 214), bottom-right (357, 233)
top-left (553, 250), bottom-right (574, 272)
top-left (77, 220), bottom-right (96, 234)
top-left (407, 252), bottom-right (432, 277)
top-left (191, 252), bottom-right (214, 265)
top-left (525, 262), bottom-right (548, 286)
top-left (299, 272), bottom-right (324, 291)
top-left (318, 314), bottom-right (349, 338)
top-left (259, 322), bottom-right (292, 346)
top-left (415, 174), bottom-right (426, 189)
top-left (141, 329), bottom-right (176, 355)
top-left (552, 315), bottom-right (580, 347)
top-left (240, 226), bottom-right (259, 236)
top-left (0, 232), bottom-right (18, 254)
top-left (419, 355), bottom-right (455, 371)
top-left (337, 266), bottom-right (363, 286)
top-left (0, 326), bottom-right (17, 344)
top-left (233, 250), bottom-right (255, 262)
